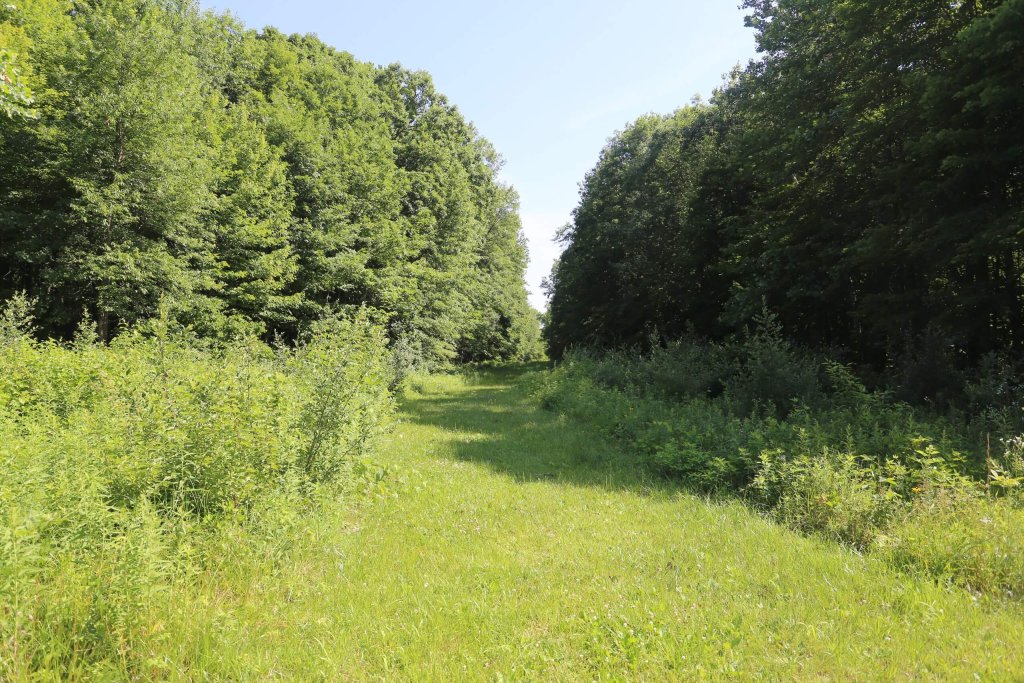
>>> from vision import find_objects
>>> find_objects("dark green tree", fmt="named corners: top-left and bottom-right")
top-left (547, 0), bottom-right (1023, 388)
top-left (0, 0), bottom-right (541, 361)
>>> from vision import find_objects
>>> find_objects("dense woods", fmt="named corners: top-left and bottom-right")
top-left (546, 0), bottom-right (1024, 398)
top-left (0, 0), bottom-right (542, 364)
top-left (538, 0), bottom-right (1024, 607)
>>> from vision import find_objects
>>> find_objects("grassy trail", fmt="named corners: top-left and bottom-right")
top-left (188, 367), bottom-right (1024, 680)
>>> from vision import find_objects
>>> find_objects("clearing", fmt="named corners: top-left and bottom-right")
top-left (180, 367), bottom-right (1024, 680)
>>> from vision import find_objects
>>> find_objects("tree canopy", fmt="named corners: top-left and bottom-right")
top-left (0, 0), bottom-right (542, 362)
top-left (547, 0), bottom-right (1024, 380)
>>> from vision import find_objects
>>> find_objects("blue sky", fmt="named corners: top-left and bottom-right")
top-left (199, 0), bottom-right (758, 308)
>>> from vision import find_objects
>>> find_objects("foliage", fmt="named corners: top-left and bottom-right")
top-left (722, 310), bottom-right (822, 417)
top-left (10, 365), bottom-right (1016, 678)
top-left (545, 0), bottom-right (1024, 399)
top-left (0, 297), bottom-right (393, 676)
top-left (536, 339), bottom-right (1024, 598)
top-left (0, 0), bottom-right (540, 362)
top-left (0, 48), bottom-right (35, 118)
top-left (0, 1), bottom-right (42, 119)
top-left (542, 0), bottom-right (1024, 596)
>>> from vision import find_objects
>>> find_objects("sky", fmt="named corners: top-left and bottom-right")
top-left (199, 0), bottom-right (759, 309)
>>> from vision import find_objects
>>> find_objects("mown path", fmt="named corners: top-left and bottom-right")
top-left (198, 367), bottom-right (1024, 680)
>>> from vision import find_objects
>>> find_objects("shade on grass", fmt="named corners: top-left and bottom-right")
top-left (152, 367), bottom-right (1024, 679)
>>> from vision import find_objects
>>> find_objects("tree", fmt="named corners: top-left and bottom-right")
top-left (1, 0), bottom-right (214, 338)
top-left (547, 0), bottom-right (1024, 385)
top-left (0, 0), bottom-right (541, 361)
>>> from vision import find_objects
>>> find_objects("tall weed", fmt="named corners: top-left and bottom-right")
top-left (0, 298), bottom-right (394, 676)
top-left (537, 336), bottom-right (1024, 599)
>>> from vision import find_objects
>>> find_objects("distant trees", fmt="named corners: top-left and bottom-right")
top-left (0, 0), bottom-right (542, 362)
top-left (547, 0), bottom-right (1024, 383)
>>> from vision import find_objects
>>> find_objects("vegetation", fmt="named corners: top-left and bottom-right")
top-left (0, 2), bottom-right (546, 675)
top-left (540, 0), bottom-right (1024, 611)
top-left (0, 48), bottom-right (35, 119)
top-left (534, 325), bottom-right (1024, 598)
top-left (546, 0), bottom-right (1024, 391)
top-left (314, 368), bottom-right (1024, 679)
top-left (0, 0), bottom-right (542, 364)
top-left (0, 0), bottom-right (546, 676)
top-left (9, 366), bottom-right (1021, 679)
top-left (0, 295), bottom-right (394, 676)
top-left (3, 0), bottom-right (1023, 677)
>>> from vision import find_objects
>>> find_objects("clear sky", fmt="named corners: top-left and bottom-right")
top-left (199, 0), bottom-right (758, 309)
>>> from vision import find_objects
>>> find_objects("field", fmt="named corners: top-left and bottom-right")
top-left (103, 367), bottom-right (1024, 680)
top-left (3, 0), bottom-right (1022, 678)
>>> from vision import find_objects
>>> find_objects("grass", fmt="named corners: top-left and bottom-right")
top-left (92, 364), bottom-right (1022, 680)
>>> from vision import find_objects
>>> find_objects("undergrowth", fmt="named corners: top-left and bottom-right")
top-left (534, 320), bottom-right (1024, 599)
top-left (0, 295), bottom-right (394, 678)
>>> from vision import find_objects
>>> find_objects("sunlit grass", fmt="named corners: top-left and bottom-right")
top-left (130, 367), bottom-right (1024, 679)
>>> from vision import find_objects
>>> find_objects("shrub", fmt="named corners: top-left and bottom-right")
top-left (722, 310), bottom-right (822, 417)
top-left (0, 299), bottom-right (394, 676)
top-left (881, 492), bottom-right (1024, 599)
top-left (992, 435), bottom-right (1024, 503)
top-left (535, 342), bottom-right (1024, 599)
top-left (634, 340), bottom-right (730, 400)
top-left (888, 324), bottom-right (967, 408)
top-left (750, 449), bottom-right (903, 549)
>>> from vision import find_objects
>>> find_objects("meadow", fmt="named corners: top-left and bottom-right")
top-left (2, 0), bottom-right (1022, 678)
top-left (6, 343), bottom-right (1024, 678)
top-left (534, 323), bottom-right (1024, 601)
top-left (0, 298), bottom-right (394, 678)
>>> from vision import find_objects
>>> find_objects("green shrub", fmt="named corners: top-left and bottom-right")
top-left (723, 311), bottom-right (823, 417)
top-left (994, 435), bottom-right (1024, 500)
top-left (750, 449), bottom-right (909, 549)
top-left (581, 340), bottom-right (729, 401)
top-left (563, 313), bottom-right (823, 418)
top-left (0, 298), bottom-right (394, 676)
top-left (881, 492), bottom-right (1024, 599)
top-left (535, 344), bottom-right (1024, 599)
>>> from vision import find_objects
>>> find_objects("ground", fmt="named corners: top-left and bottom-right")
top-left (173, 366), bottom-right (1024, 680)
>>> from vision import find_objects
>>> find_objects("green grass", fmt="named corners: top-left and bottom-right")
top-left (105, 367), bottom-right (1024, 679)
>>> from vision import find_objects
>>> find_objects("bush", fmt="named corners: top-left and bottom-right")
top-left (584, 340), bottom-right (729, 401)
top-left (569, 312), bottom-right (822, 417)
top-left (723, 311), bottom-right (822, 417)
top-left (882, 492), bottom-right (1024, 599)
top-left (535, 341), bottom-right (1024, 599)
top-left (0, 297), bottom-right (394, 676)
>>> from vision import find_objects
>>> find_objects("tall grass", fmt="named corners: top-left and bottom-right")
top-left (0, 296), bottom-right (394, 677)
top-left (535, 323), bottom-right (1024, 599)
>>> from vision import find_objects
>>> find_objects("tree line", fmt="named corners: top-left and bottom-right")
top-left (0, 0), bottom-right (542, 363)
top-left (546, 0), bottom-right (1023, 396)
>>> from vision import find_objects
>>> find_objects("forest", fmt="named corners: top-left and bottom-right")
top-left (539, 0), bottom-right (1024, 643)
top-left (3, 0), bottom-right (1024, 679)
top-left (547, 0), bottom-right (1023, 385)
top-left (0, 0), bottom-right (543, 364)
